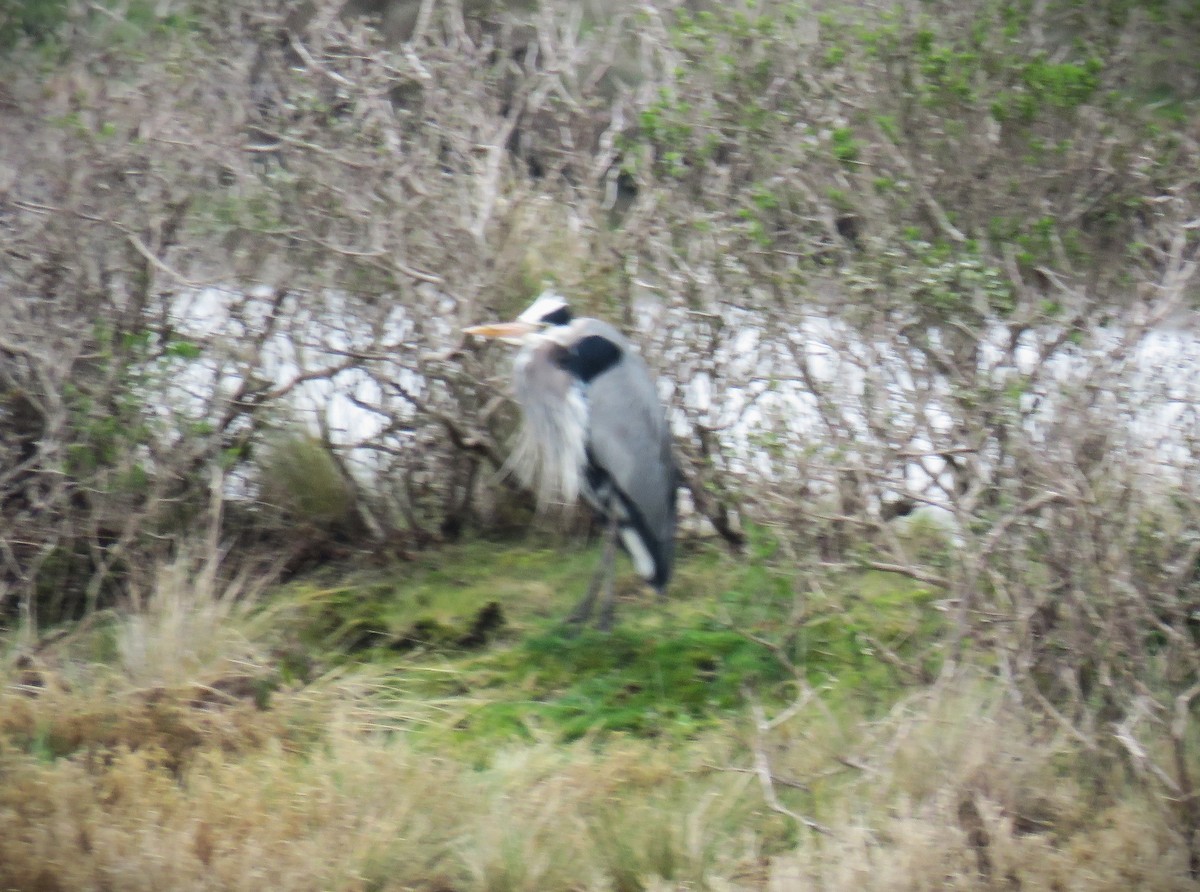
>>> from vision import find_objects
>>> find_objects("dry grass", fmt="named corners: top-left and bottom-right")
top-left (768, 683), bottom-right (1195, 891)
top-left (1, 555), bottom-right (1196, 891)
top-left (4, 674), bottom-right (1192, 891)
top-left (116, 555), bottom-right (265, 687)
top-left (0, 555), bottom-right (762, 891)
top-left (0, 690), bottom-right (758, 891)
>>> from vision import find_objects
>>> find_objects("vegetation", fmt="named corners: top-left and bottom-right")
top-left (2, 0), bottom-right (1199, 888)
top-left (2, 541), bottom-right (1193, 890)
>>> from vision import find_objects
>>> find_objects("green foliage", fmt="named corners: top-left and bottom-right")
top-left (988, 212), bottom-right (1088, 271)
top-left (61, 326), bottom-right (204, 486)
top-left (613, 0), bottom-right (1193, 282)
top-left (257, 433), bottom-right (354, 528)
top-left (992, 56), bottom-right (1103, 121)
top-left (913, 27), bottom-right (980, 103)
top-left (829, 126), bottom-right (860, 164)
top-left (717, 527), bottom-right (943, 699)
top-left (0, 0), bottom-right (197, 53)
top-left (626, 1), bottom-right (810, 186)
top-left (192, 191), bottom-right (285, 236)
top-left (0, 0), bottom-right (68, 48)
top-left (847, 239), bottom-right (1015, 321)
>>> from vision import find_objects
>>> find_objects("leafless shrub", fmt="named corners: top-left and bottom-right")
top-left (2, 0), bottom-right (1200, 871)
top-left (0, 0), bottom-right (660, 619)
top-left (578, 0), bottom-right (1200, 872)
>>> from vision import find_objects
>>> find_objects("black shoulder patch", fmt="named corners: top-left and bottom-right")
top-left (539, 304), bottom-right (573, 326)
top-left (560, 334), bottom-right (622, 383)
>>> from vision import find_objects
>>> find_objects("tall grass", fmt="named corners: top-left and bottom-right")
top-left (772, 681), bottom-right (1194, 890)
top-left (3, 673), bottom-right (1190, 890)
top-left (1, 545), bottom-right (1195, 890)
top-left (115, 551), bottom-right (263, 687)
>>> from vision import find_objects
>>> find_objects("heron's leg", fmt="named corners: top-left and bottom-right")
top-left (567, 509), bottom-right (619, 628)
top-left (597, 533), bottom-right (624, 633)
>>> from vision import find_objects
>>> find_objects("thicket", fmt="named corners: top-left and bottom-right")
top-left (2, 0), bottom-right (1200, 883)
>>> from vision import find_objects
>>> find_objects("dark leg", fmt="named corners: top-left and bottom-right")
top-left (567, 509), bottom-right (619, 628)
top-left (596, 525), bottom-right (620, 632)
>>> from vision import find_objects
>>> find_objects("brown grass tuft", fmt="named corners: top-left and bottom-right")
top-left (767, 679), bottom-right (1195, 891)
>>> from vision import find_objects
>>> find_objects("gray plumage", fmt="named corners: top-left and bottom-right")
top-left (563, 317), bottom-right (675, 590)
top-left (466, 294), bottom-right (678, 628)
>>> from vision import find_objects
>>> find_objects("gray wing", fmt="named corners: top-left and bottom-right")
top-left (570, 319), bottom-right (677, 588)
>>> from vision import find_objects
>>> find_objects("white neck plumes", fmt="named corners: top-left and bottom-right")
top-left (504, 335), bottom-right (589, 509)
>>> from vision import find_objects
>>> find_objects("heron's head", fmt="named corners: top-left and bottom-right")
top-left (464, 292), bottom-right (573, 345)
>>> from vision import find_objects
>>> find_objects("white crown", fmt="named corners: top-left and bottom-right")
top-left (517, 291), bottom-right (570, 325)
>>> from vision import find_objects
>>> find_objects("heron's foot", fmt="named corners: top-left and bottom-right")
top-left (562, 613), bottom-right (589, 633)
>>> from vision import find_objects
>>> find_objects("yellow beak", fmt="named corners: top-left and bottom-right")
top-left (463, 321), bottom-right (538, 339)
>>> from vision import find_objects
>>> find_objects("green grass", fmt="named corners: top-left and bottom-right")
top-left (1, 538), bottom-right (1196, 891)
top-left (252, 536), bottom-right (942, 754)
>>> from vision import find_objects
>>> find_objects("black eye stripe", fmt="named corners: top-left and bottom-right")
top-left (539, 305), bottom-right (573, 326)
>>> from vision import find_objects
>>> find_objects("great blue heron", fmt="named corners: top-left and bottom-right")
top-left (465, 292), bottom-right (678, 629)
